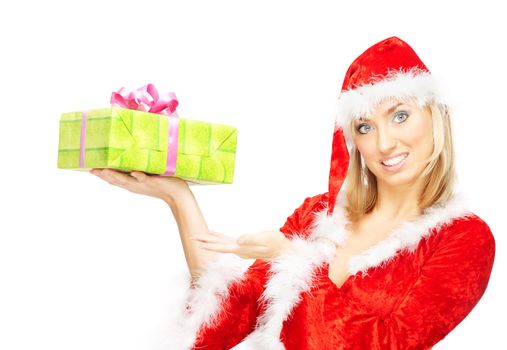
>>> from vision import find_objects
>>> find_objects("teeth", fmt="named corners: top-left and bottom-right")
top-left (382, 153), bottom-right (407, 166)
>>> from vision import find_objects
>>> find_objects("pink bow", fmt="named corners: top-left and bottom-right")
top-left (106, 83), bottom-right (179, 176)
top-left (110, 83), bottom-right (179, 116)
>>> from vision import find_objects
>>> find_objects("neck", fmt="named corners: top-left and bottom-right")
top-left (373, 178), bottom-right (425, 221)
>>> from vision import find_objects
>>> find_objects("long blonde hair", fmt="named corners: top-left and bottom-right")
top-left (344, 101), bottom-right (456, 222)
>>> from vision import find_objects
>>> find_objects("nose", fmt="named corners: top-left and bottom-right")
top-left (376, 125), bottom-right (397, 154)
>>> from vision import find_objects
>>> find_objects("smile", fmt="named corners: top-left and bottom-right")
top-left (380, 152), bottom-right (409, 171)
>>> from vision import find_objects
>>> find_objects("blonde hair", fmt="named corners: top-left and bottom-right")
top-left (344, 101), bottom-right (456, 222)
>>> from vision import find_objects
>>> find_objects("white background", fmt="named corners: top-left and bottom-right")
top-left (1, 1), bottom-right (505, 349)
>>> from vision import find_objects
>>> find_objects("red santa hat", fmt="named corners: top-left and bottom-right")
top-left (327, 36), bottom-right (445, 216)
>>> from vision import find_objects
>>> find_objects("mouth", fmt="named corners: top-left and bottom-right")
top-left (380, 152), bottom-right (409, 171)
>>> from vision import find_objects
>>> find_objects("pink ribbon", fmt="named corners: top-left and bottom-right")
top-left (110, 83), bottom-right (179, 116)
top-left (79, 84), bottom-right (180, 175)
top-left (79, 110), bottom-right (88, 169)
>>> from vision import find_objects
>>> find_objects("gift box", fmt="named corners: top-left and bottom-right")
top-left (57, 85), bottom-right (237, 185)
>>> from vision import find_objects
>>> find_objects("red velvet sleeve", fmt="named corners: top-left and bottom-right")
top-left (183, 194), bottom-right (328, 349)
top-left (190, 259), bottom-right (270, 349)
top-left (180, 194), bottom-right (327, 350)
top-left (351, 215), bottom-right (496, 350)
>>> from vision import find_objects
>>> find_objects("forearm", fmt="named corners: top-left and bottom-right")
top-left (165, 191), bottom-right (221, 282)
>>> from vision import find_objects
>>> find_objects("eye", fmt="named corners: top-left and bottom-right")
top-left (356, 123), bottom-right (372, 135)
top-left (393, 111), bottom-right (409, 123)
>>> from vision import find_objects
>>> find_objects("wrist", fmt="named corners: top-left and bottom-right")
top-left (162, 186), bottom-right (192, 207)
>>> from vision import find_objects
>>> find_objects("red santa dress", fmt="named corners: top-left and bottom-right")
top-left (168, 36), bottom-right (496, 349)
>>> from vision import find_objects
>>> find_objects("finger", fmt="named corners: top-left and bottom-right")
top-left (237, 233), bottom-right (256, 245)
top-left (91, 169), bottom-right (110, 181)
top-left (235, 245), bottom-right (271, 259)
top-left (130, 171), bottom-right (149, 182)
top-left (238, 243), bottom-right (269, 254)
top-left (192, 234), bottom-right (223, 244)
top-left (207, 231), bottom-right (240, 244)
top-left (237, 233), bottom-right (269, 247)
top-left (197, 241), bottom-right (236, 254)
top-left (91, 168), bottom-right (104, 177)
top-left (217, 241), bottom-right (272, 260)
top-left (100, 169), bottom-right (137, 188)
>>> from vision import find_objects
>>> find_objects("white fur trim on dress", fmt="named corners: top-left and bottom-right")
top-left (310, 190), bottom-right (472, 275)
top-left (169, 253), bottom-right (254, 350)
top-left (335, 67), bottom-right (446, 144)
top-left (231, 235), bottom-right (336, 349)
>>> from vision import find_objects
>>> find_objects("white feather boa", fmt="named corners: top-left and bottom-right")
top-left (172, 191), bottom-right (471, 349)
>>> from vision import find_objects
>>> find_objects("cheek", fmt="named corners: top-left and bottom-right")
top-left (402, 115), bottom-right (433, 153)
top-left (354, 138), bottom-right (377, 163)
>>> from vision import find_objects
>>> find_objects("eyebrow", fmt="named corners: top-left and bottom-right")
top-left (357, 102), bottom-right (404, 122)
top-left (383, 102), bottom-right (403, 116)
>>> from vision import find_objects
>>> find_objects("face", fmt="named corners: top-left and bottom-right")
top-left (351, 98), bottom-right (434, 189)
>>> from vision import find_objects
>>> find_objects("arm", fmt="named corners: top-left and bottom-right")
top-left (167, 255), bottom-right (264, 350)
top-left (172, 193), bottom-right (329, 349)
top-left (347, 216), bottom-right (496, 349)
top-left (167, 187), bottom-right (265, 349)
top-left (89, 169), bottom-right (271, 347)
top-left (90, 168), bottom-right (220, 282)
top-left (189, 258), bottom-right (270, 349)
top-left (165, 190), bottom-right (223, 282)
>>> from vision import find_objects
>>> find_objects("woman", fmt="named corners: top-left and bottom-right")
top-left (91, 36), bottom-right (495, 349)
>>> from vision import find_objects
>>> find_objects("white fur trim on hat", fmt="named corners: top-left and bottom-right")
top-left (335, 67), bottom-right (446, 144)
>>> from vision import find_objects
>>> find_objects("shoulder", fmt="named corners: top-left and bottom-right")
top-left (441, 212), bottom-right (495, 249)
top-left (418, 192), bottom-right (496, 257)
top-left (414, 212), bottom-right (497, 315)
top-left (431, 212), bottom-right (496, 270)
top-left (279, 192), bottom-right (329, 239)
top-left (294, 192), bottom-right (329, 213)
top-left (437, 191), bottom-right (493, 236)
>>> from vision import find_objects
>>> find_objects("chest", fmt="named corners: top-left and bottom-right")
top-left (327, 220), bottom-right (401, 289)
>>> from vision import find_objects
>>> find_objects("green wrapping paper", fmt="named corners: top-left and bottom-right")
top-left (57, 107), bottom-right (237, 184)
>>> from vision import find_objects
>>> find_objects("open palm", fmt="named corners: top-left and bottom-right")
top-left (193, 230), bottom-right (292, 260)
top-left (90, 168), bottom-right (190, 202)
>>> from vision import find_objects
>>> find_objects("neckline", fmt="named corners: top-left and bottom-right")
top-left (323, 263), bottom-right (355, 292)
top-left (323, 208), bottom-right (425, 292)
top-left (310, 191), bottom-right (472, 282)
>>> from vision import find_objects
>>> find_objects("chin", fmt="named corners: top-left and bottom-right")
top-left (373, 166), bottom-right (420, 188)
top-left (381, 175), bottom-right (417, 187)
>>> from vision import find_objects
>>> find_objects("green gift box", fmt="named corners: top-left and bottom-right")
top-left (57, 107), bottom-right (238, 184)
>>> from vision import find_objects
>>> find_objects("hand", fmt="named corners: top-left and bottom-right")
top-left (192, 230), bottom-right (293, 260)
top-left (90, 168), bottom-right (190, 202)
